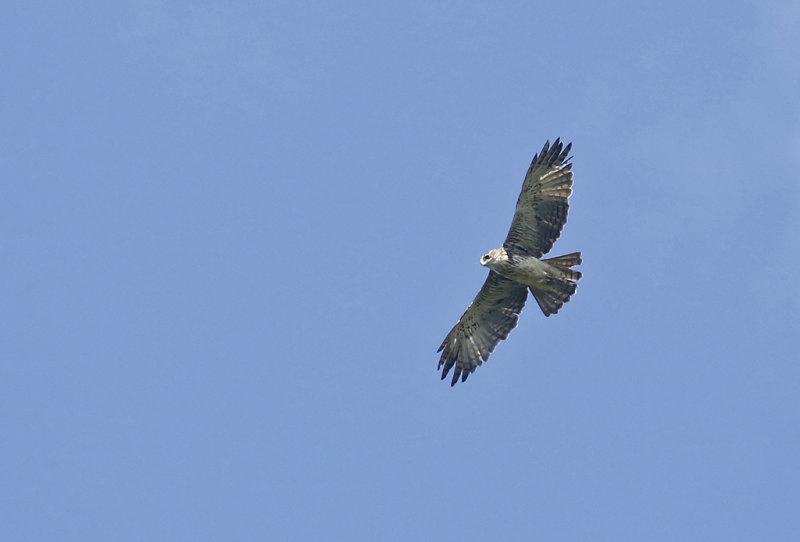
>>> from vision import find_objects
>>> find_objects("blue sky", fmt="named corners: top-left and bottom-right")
top-left (3, 1), bottom-right (799, 540)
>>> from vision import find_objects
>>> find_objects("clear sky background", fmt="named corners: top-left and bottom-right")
top-left (3, 1), bottom-right (799, 540)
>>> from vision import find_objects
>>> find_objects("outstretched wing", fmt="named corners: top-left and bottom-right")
top-left (503, 139), bottom-right (574, 258)
top-left (437, 271), bottom-right (528, 386)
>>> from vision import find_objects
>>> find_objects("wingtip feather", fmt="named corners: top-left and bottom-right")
top-left (450, 367), bottom-right (461, 386)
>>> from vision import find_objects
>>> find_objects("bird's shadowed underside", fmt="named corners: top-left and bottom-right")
top-left (437, 138), bottom-right (582, 386)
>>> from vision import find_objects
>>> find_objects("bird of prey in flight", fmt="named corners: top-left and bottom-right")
top-left (438, 139), bottom-right (582, 386)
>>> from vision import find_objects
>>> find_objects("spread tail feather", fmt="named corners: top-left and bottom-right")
top-left (542, 252), bottom-right (582, 280)
top-left (531, 252), bottom-right (582, 316)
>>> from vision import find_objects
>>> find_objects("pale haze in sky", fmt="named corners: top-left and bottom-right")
top-left (2, 2), bottom-right (799, 541)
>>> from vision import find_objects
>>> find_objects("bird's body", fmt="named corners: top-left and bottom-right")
top-left (437, 139), bottom-right (582, 386)
top-left (482, 247), bottom-right (558, 288)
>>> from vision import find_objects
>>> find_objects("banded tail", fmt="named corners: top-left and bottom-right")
top-left (530, 252), bottom-right (582, 316)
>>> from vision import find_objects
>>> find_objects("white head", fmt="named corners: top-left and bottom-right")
top-left (479, 247), bottom-right (508, 267)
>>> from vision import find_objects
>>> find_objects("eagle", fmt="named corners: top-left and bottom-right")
top-left (438, 139), bottom-right (582, 386)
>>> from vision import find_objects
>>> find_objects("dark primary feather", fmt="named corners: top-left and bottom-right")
top-left (437, 271), bottom-right (528, 386)
top-left (503, 139), bottom-right (574, 258)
